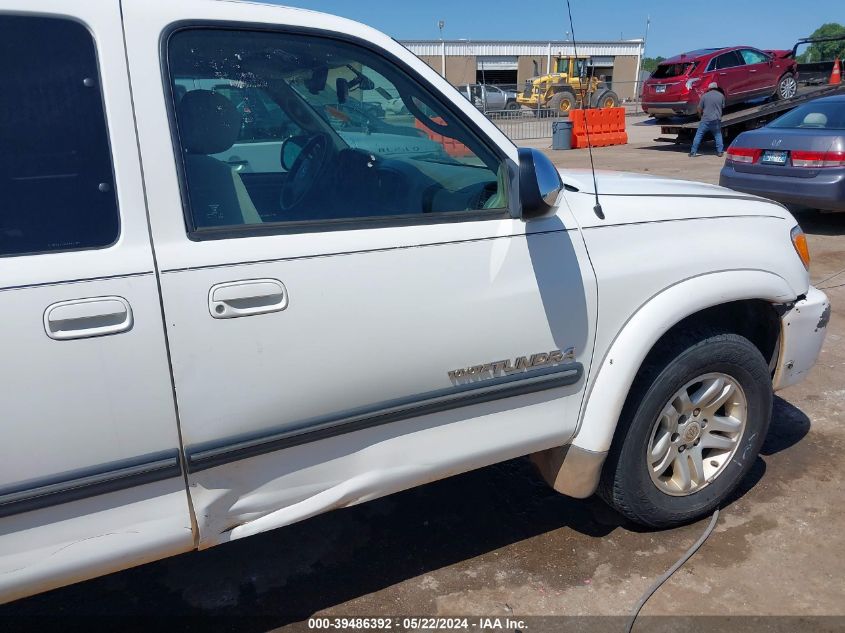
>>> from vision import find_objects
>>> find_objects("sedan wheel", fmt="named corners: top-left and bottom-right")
top-left (647, 373), bottom-right (747, 496)
top-left (777, 75), bottom-right (798, 100)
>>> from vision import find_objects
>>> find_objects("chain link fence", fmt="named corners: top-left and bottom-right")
top-left (473, 80), bottom-right (647, 141)
top-left (483, 108), bottom-right (570, 140)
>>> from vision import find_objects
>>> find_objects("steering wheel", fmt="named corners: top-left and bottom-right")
top-left (280, 133), bottom-right (330, 213)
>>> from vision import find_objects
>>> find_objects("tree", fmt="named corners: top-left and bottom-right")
top-left (797, 23), bottom-right (845, 62)
top-left (641, 56), bottom-right (665, 73)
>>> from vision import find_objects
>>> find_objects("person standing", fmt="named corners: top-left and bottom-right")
top-left (690, 82), bottom-right (725, 157)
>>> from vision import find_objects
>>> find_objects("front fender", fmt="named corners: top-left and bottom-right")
top-left (536, 269), bottom-right (796, 498)
top-left (574, 269), bottom-right (795, 453)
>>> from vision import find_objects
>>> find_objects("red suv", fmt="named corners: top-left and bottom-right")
top-left (642, 47), bottom-right (798, 119)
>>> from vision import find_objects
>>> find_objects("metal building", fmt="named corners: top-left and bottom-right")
top-left (401, 39), bottom-right (645, 101)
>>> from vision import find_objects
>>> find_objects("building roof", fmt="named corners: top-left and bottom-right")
top-left (401, 39), bottom-right (644, 57)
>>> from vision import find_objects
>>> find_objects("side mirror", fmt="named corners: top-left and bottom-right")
top-left (518, 148), bottom-right (563, 220)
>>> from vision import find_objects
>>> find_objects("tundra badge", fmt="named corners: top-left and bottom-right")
top-left (448, 348), bottom-right (576, 382)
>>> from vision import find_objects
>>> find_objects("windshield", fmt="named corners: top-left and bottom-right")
top-left (768, 102), bottom-right (845, 129)
top-left (652, 63), bottom-right (695, 79)
top-left (286, 68), bottom-right (402, 136)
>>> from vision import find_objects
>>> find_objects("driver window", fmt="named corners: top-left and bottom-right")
top-left (740, 49), bottom-right (768, 65)
top-left (167, 28), bottom-right (508, 232)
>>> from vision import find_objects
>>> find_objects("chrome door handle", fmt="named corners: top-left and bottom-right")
top-left (44, 296), bottom-right (133, 340)
top-left (749, 69), bottom-right (757, 73)
top-left (209, 279), bottom-right (288, 319)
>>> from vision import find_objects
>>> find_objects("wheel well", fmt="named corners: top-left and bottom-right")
top-left (648, 299), bottom-right (781, 370)
top-left (600, 299), bottom-right (781, 481)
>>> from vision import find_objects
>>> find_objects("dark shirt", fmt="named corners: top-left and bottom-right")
top-left (700, 89), bottom-right (725, 123)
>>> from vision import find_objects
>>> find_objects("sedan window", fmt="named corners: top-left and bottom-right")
top-left (768, 102), bottom-right (845, 129)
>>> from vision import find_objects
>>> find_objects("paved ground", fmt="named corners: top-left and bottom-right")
top-left (525, 114), bottom-right (728, 183)
top-left (3, 124), bottom-right (843, 631)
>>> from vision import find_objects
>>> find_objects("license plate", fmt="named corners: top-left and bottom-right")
top-left (655, 85), bottom-right (667, 93)
top-left (761, 150), bottom-right (788, 165)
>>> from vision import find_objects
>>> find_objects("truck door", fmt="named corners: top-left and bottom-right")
top-left (0, 4), bottom-right (193, 603)
top-left (123, 0), bottom-right (597, 547)
top-left (485, 86), bottom-right (505, 110)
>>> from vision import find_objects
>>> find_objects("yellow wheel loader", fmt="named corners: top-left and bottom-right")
top-left (516, 56), bottom-right (619, 115)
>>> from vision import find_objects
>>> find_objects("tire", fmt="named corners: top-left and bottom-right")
top-left (505, 100), bottom-right (521, 111)
top-left (598, 329), bottom-right (772, 528)
top-left (774, 73), bottom-right (798, 101)
top-left (592, 89), bottom-right (620, 109)
top-left (548, 90), bottom-right (576, 115)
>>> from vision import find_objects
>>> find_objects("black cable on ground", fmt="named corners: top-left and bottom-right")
top-left (625, 508), bottom-right (721, 633)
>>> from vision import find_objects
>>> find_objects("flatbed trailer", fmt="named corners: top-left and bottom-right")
top-left (648, 83), bottom-right (845, 145)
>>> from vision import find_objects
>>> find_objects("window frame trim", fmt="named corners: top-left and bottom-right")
top-left (0, 13), bottom-right (122, 259)
top-left (160, 21), bottom-right (514, 242)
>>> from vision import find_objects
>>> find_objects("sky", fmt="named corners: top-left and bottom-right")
top-left (271, 0), bottom-right (839, 58)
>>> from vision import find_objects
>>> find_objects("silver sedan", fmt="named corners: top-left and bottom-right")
top-left (720, 95), bottom-right (845, 212)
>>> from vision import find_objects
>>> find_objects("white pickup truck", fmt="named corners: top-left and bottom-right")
top-left (0, 0), bottom-right (830, 604)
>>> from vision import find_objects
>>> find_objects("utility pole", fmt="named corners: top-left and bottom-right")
top-left (438, 20), bottom-right (446, 78)
top-left (634, 15), bottom-right (650, 114)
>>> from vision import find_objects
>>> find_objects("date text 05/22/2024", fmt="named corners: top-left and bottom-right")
top-left (307, 617), bottom-right (528, 630)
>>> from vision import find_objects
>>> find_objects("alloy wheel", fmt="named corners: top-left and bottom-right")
top-left (779, 76), bottom-right (798, 100)
top-left (646, 373), bottom-right (748, 496)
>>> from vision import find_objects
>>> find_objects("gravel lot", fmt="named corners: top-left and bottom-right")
top-left (3, 119), bottom-right (843, 631)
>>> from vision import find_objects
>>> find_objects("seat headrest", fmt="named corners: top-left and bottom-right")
top-left (177, 90), bottom-right (241, 154)
top-left (802, 112), bottom-right (828, 127)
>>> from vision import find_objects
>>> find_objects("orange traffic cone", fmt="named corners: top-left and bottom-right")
top-left (831, 57), bottom-right (842, 85)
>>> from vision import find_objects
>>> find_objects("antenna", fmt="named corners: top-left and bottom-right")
top-left (565, 0), bottom-right (605, 220)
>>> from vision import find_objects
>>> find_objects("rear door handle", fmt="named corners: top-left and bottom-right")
top-left (209, 279), bottom-right (288, 319)
top-left (44, 296), bottom-right (133, 340)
